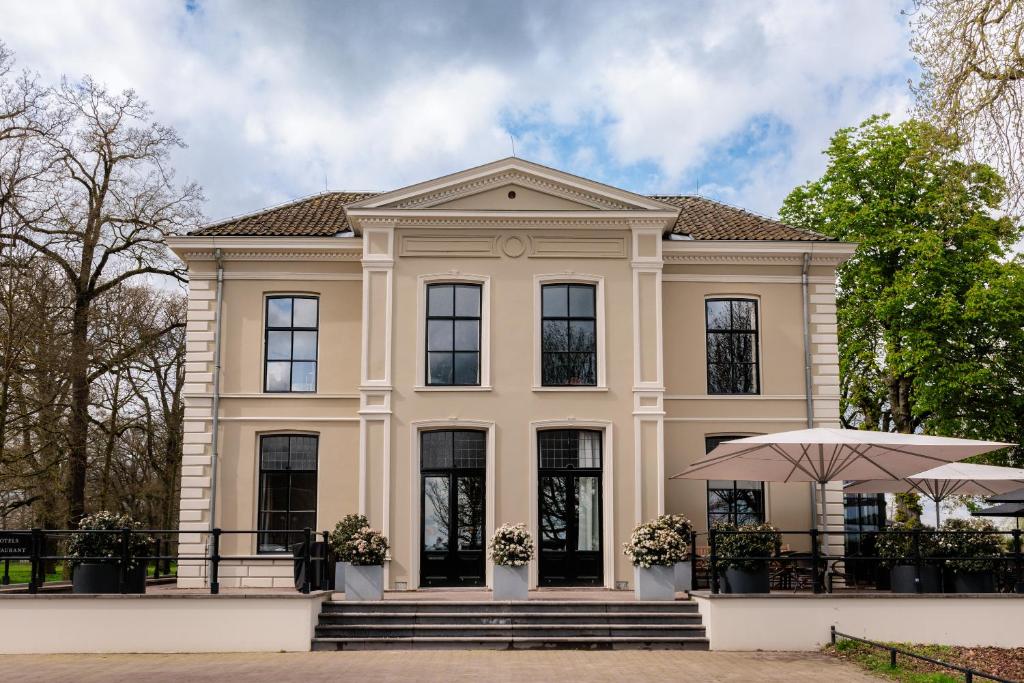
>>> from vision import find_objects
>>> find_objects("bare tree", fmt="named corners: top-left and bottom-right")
top-left (911, 0), bottom-right (1024, 210)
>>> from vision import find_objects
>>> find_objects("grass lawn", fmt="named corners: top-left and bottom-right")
top-left (825, 639), bottom-right (1024, 682)
top-left (2, 561), bottom-right (177, 586)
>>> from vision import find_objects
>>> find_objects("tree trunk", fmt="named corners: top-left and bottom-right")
top-left (65, 298), bottom-right (91, 527)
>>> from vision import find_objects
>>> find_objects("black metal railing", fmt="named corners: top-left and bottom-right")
top-left (0, 527), bottom-right (335, 595)
top-left (686, 527), bottom-right (1024, 595)
top-left (830, 626), bottom-right (1014, 683)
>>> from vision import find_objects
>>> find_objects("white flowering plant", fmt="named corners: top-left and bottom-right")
top-left (623, 520), bottom-right (687, 568)
top-left (65, 511), bottom-right (153, 569)
top-left (344, 526), bottom-right (389, 566)
top-left (488, 523), bottom-right (534, 567)
top-left (653, 514), bottom-right (694, 558)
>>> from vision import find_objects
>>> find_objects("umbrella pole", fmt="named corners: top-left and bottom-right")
top-left (818, 481), bottom-right (829, 554)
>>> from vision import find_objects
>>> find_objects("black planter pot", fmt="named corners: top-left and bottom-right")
top-left (953, 571), bottom-right (995, 594)
top-left (889, 565), bottom-right (941, 593)
top-left (721, 566), bottom-right (770, 594)
top-left (72, 562), bottom-right (147, 594)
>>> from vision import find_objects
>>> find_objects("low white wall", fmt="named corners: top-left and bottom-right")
top-left (0, 592), bottom-right (328, 654)
top-left (691, 592), bottom-right (1024, 651)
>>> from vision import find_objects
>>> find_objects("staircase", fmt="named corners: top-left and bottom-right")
top-left (312, 599), bottom-right (709, 650)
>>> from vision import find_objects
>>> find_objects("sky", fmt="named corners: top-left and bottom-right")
top-left (1, 0), bottom-right (918, 225)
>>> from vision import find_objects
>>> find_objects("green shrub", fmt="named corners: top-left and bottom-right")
top-left (623, 520), bottom-right (688, 568)
top-left (65, 511), bottom-right (153, 569)
top-left (713, 522), bottom-right (781, 572)
top-left (875, 521), bottom-right (939, 569)
top-left (937, 518), bottom-right (1003, 573)
top-left (653, 514), bottom-right (694, 559)
top-left (329, 513), bottom-right (369, 562)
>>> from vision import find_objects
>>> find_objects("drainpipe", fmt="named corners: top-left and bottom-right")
top-left (207, 248), bottom-right (225, 584)
top-left (801, 252), bottom-right (819, 528)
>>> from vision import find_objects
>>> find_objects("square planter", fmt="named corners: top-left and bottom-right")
top-left (335, 561), bottom-right (350, 593)
top-left (674, 560), bottom-right (692, 592)
top-left (493, 564), bottom-right (528, 600)
top-left (721, 566), bottom-right (770, 594)
top-left (345, 563), bottom-right (383, 601)
top-left (634, 565), bottom-right (675, 601)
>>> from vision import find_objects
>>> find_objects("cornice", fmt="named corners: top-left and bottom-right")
top-left (392, 170), bottom-right (632, 210)
top-left (662, 240), bottom-right (855, 266)
top-left (346, 211), bottom-right (677, 231)
top-left (166, 236), bottom-right (363, 262)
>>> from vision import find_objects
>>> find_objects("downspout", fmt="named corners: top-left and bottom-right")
top-left (801, 252), bottom-right (819, 527)
top-left (208, 248), bottom-right (224, 583)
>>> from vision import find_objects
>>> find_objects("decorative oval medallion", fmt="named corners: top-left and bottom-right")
top-left (502, 235), bottom-right (526, 258)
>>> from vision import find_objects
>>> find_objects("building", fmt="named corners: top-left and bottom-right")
top-left (166, 158), bottom-right (854, 590)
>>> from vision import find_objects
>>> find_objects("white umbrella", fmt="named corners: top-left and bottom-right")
top-left (845, 462), bottom-right (1024, 527)
top-left (669, 428), bottom-right (1013, 544)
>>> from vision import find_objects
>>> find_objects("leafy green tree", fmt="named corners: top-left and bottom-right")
top-left (780, 115), bottom-right (1023, 475)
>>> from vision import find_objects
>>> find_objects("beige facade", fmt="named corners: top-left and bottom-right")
top-left (168, 159), bottom-right (854, 590)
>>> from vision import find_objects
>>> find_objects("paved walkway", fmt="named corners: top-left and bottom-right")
top-left (3, 651), bottom-right (875, 682)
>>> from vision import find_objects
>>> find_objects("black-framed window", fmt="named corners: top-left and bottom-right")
top-left (258, 434), bottom-right (317, 553)
top-left (541, 284), bottom-right (596, 386)
top-left (264, 296), bottom-right (318, 392)
top-left (426, 284), bottom-right (481, 386)
top-left (706, 298), bottom-right (759, 394)
top-left (705, 436), bottom-right (764, 527)
top-left (538, 429), bottom-right (603, 469)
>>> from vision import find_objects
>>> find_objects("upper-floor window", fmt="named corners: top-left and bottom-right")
top-left (265, 296), bottom-right (318, 393)
top-left (705, 298), bottom-right (759, 394)
top-left (258, 434), bottom-right (317, 553)
top-left (426, 284), bottom-right (481, 386)
top-left (541, 284), bottom-right (596, 386)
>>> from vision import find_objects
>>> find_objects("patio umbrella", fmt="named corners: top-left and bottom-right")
top-left (844, 462), bottom-right (1024, 527)
top-left (669, 428), bottom-right (1013, 547)
top-left (972, 502), bottom-right (1024, 530)
top-left (987, 486), bottom-right (1024, 504)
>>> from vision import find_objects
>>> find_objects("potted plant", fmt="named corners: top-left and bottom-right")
top-left (937, 518), bottom-right (1002, 593)
top-left (713, 522), bottom-right (781, 594)
top-left (342, 526), bottom-right (389, 601)
top-left (623, 519), bottom-right (686, 600)
top-left (876, 521), bottom-right (941, 593)
top-left (329, 513), bottom-right (368, 591)
top-left (654, 514), bottom-right (694, 592)
top-left (488, 523), bottom-right (533, 600)
top-left (66, 511), bottom-right (153, 594)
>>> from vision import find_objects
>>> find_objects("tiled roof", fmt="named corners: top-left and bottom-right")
top-left (191, 191), bottom-right (832, 241)
top-left (651, 195), bottom-right (832, 241)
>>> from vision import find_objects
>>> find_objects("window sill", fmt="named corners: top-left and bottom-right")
top-left (532, 386), bottom-right (608, 392)
top-left (413, 385), bottom-right (493, 392)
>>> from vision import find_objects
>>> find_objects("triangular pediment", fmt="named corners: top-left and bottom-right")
top-left (345, 158), bottom-right (677, 212)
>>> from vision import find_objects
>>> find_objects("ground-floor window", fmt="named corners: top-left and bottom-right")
top-left (258, 434), bottom-right (318, 553)
top-left (705, 436), bottom-right (764, 527)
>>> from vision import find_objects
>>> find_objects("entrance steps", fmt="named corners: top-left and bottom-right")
top-left (312, 599), bottom-right (709, 650)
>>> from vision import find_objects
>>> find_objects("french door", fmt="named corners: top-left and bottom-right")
top-left (538, 430), bottom-right (603, 586)
top-left (420, 430), bottom-right (486, 587)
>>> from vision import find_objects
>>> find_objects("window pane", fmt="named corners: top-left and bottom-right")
top-left (427, 352), bottom-right (453, 385)
top-left (542, 320), bottom-right (568, 352)
top-left (289, 473), bottom-right (317, 510)
top-left (541, 352), bottom-right (567, 386)
top-left (422, 431), bottom-right (453, 469)
top-left (291, 362), bottom-right (316, 391)
top-left (260, 437), bottom-right (291, 469)
top-left (260, 472), bottom-right (290, 510)
top-left (265, 362), bottom-right (291, 391)
top-left (566, 352), bottom-right (596, 385)
top-left (454, 285), bottom-right (480, 317)
top-left (568, 285), bottom-right (595, 317)
top-left (735, 363), bottom-right (757, 393)
top-left (290, 436), bottom-right (318, 470)
top-left (292, 331), bottom-right (317, 361)
top-left (706, 300), bottom-right (731, 330)
top-left (453, 352), bottom-right (479, 385)
top-left (539, 476), bottom-right (568, 551)
top-left (707, 333), bottom-right (731, 364)
top-left (542, 285), bottom-right (567, 317)
top-left (289, 511), bottom-right (316, 533)
top-left (293, 298), bottom-right (318, 328)
top-left (568, 320), bottom-right (595, 352)
top-left (576, 476), bottom-right (600, 551)
top-left (539, 430), bottom-right (602, 469)
top-left (267, 331), bottom-right (292, 360)
top-left (423, 475), bottom-right (450, 550)
top-left (453, 320), bottom-right (479, 351)
top-left (731, 300), bottom-right (756, 330)
top-left (267, 298), bottom-right (292, 327)
top-left (427, 320), bottom-right (454, 351)
top-left (707, 363), bottom-right (732, 393)
top-left (577, 431), bottom-right (602, 468)
top-left (456, 476), bottom-right (484, 550)
top-left (733, 333), bottom-right (755, 363)
top-left (428, 285), bottom-right (453, 317)
top-left (453, 431), bottom-right (486, 468)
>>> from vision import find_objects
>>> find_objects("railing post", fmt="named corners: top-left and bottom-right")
top-left (120, 528), bottom-right (131, 594)
top-left (1012, 529), bottom-right (1022, 594)
top-left (830, 625), bottom-right (836, 645)
top-left (301, 527), bottom-right (312, 594)
top-left (2, 558), bottom-right (9, 586)
top-left (321, 529), bottom-right (331, 591)
top-left (209, 528), bottom-right (221, 595)
top-left (28, 528), bottom-right (41, 594)
top-left (810, 528), bottom-right (822, 594)
top-left (153, 537), bottom-right (161, 580)
top-left (912, 528), bottom-right (922, 594)
top-left (709, 527), bottom-right (719, 594)
top-left (889, 647), bottom-right (897, 669)
top-left (689, 530), bottom-right (698, 592)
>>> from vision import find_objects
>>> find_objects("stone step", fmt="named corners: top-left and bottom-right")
top-left (321, 600), bottom-right (699, 615)
top-left (311, 635), bottom-right (711, 651)
top-left (315, 624), bottom-right (707, 639)
top-left (319, 611), bottom-right (704, 625)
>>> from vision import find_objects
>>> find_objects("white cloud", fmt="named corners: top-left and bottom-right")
top-left (0, 0), bottom-right (918, 220)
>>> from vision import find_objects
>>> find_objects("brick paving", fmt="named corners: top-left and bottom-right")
top-left (2, 650), bottom-right (876, 682)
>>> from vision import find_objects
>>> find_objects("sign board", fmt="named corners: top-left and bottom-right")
top-left (0, 532), bottom-right (32, 558)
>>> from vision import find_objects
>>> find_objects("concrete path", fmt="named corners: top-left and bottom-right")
top-left (3, 650), bottom-right (875, 682)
